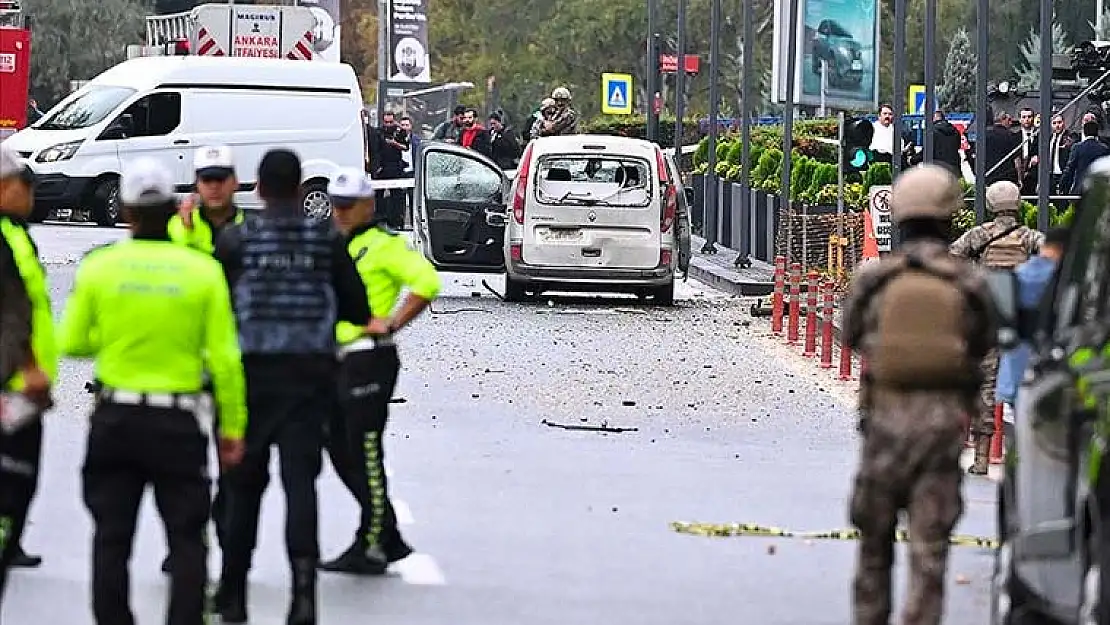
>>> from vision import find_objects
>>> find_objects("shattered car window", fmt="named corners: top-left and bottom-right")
top-left (423, 151), bottom-right (502, 203)
top-left (534, 155), bottom-right (652, 207)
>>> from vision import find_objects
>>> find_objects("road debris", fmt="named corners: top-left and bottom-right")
top-left (541, 419), bottom-right (639, 433)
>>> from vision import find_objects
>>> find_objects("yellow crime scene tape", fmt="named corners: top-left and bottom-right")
top-left (670, 522), bottom-right (999, 549)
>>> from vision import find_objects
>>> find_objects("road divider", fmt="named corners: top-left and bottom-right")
top-left (670, 521), bottom-right (998, 549)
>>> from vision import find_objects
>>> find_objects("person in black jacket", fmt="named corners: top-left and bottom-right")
top-left (212, 149), bottom-right (370, 625)
top-left (983, 112), bottom-right (1021, 185)
top-left (488, 113), bottom-right (522, 169)
top-left (930, 111), bottom-right (963, 176)
top-left (1060, 121), bottom-right (1110, 194)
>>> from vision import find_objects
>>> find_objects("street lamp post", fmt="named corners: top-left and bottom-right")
top-left (703, 0), bottom-right (722, 253)
top-left (1037, 0), bottom-right (1052, 230)
top-left (923, 0), bottom-right (936, 163)
top-left (974, 0), bottom-right (988, 222)
top-left (674, 0), bottom-right (687, 155)
top-left (891, 0), bottom-right (906, 178)
top-left (646, 0), bottom-right (660, 142)
top-left (779, 0), bottom-right (799, 263)
top-left (734, 0), bottom-right (755, 267)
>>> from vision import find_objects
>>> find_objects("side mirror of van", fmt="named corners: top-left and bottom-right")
top-left (985, 268), bottom-right (1020, 349)
top-left (100, 114), bottom-right (134, 140)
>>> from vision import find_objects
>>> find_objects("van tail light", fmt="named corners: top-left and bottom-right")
top-left (659, 249), bottom-right (673, 268)
top-left (510, 243), bottom-right (522, 261)
top-left (514, 143), bottom-right (535, 225)
top-left (655, 148), bottom-right (677, 233)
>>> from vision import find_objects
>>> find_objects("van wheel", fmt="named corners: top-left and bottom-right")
top-left (302, 181), bottom-right (331, 221)
top-left (652, 281), bottom-right (675, 306)
top-left (503, 276), bottom-right (529, 302)
top-left (91, 178), bottom-right (121, 227)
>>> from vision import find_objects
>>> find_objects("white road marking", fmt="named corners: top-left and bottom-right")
top-left (394, 499), bottom-right (415, 525)
top-left (391, 553), bottom-right (446, 585)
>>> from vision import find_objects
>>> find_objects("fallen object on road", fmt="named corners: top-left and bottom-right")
top-left (669, 521), bottom-right (998, 549)
top-left (541, 419), bottom-right (639, 433)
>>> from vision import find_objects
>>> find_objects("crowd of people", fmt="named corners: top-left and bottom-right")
top-left (0, 140), bottom-right (442, 625)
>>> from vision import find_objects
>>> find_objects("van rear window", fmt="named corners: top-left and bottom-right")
top-left (534, 156), bottom-right (652, 207)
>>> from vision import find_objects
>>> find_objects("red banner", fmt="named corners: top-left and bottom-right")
top-left (660, 54), bottom-right (699, 74)
top-left (0, 27), bottom-right (31, 134)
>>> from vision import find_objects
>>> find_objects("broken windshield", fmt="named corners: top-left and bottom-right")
top-left (534, 155), bottom-right (652, 207)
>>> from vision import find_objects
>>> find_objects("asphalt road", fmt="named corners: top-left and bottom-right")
top-left (3, 223), bottom-right (997, 624)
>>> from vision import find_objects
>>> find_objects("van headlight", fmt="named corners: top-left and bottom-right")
top-left (36, 141), bottom-right (82, 163)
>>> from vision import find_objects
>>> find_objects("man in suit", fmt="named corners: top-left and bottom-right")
top-left (1016, 107), bottom-right (1039, 195)
top-left (983, 112), bottom-right (1021, 186)
top-left (930, 111), bottom-right (963, 176)
top-left (1044, 114), bottom-right (1074, 196)
top-left (1060, 121), bottom-right (1110, 195)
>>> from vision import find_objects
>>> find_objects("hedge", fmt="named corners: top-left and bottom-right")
top-left (582, 115), bottom-right (702, 149)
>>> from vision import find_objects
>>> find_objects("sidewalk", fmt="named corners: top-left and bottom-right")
top-left (688, 235), bottom-right (844, 336)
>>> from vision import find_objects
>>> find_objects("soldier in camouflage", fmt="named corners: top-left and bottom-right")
top-left (949, 180), bottom-right (1042, 474)
top-left (534, 87), bottom-right (578, 137)
top-left (844, 165), bottom-right (996, 625)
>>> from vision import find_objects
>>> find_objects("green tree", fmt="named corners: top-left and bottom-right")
top-left (937, 27), bottom-right (976, 113)
top-left (24, 0), bottom-right (148, 106)
top-left (1015, 19), bottom-right (1074, 90)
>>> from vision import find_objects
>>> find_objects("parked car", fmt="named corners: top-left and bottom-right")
top-left (409, 134), bottom-right (691, 305)
top-left (811, 19), bottom-right (864, 87)
top-left (989, 157), bottom-right (1110, 624)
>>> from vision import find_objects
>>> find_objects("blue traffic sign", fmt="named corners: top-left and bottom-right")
top-left (601, 73), bottom-right (633, 115)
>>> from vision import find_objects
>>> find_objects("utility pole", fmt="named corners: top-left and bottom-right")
top-left (376, 0), bottom-right (389, 127)
top-left (923, 0), bottom-right (936, 162)
top-left (703, 0), bottom-right (722, 253)
top-left (734, 0), bottom-right (754, 268)
top-left (891, 0), bottom-right (906, 178)
top-left (780, 0), bottom-right (799, 264)
top-left (1037, 0), bottom-right (1053, 230)
top-left (974, 0), bottom-right (988, 222)
top-left (674, 0), bottom-right (687, 155)
top-left (646, 0), bottom-right (660, 142)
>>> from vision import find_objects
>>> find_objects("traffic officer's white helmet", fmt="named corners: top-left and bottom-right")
top-left (194, 145), bottom-right (236, 178)
top-left (121, 158), bottom-right (176, 207)
top-left (328, 167), bottom-right (375, 203)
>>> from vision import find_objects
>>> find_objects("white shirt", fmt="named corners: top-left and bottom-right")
top-left (401, 144), bottom-right (413, 173)
top-left (1021, 128), bottom-right (1035, 160)
top-left (870, 121), bottom-right (893, 154)
top-left (1050, 132), bottom-right (1064, 175)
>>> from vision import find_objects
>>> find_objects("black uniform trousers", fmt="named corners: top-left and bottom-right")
top-left (0, 418), bottom-right (41, 604)
top-left (82, 402), bottom-right (209, 625)
top-left (326, 345), bottom-right (410, 557)
top-left (222, 358), bottom-right (330, 573)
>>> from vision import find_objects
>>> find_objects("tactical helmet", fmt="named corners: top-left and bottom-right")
top-left (540, 97), bottom-right (556, 111)
top-left (889, 164), bottom-right (962, 224)
top-left (551, 87), bottom-right (572, 101)
top-left (985, 180), bottom-right (1021, 214)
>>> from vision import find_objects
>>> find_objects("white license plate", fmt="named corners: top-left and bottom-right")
top-left (543, 229), bottom-right (583, 242)
top-left (851, 60), bottom-right (863, 71)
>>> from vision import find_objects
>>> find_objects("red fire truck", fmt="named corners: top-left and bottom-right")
top-left (0, 1), bottom-right (30, 141)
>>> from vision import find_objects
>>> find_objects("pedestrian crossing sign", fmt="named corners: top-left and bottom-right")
top-left (601, 73), bottom-right (633, 115)
top-left (907, 84), bottom-right (926, 115)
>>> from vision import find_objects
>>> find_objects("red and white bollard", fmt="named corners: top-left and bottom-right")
top-left (990, 403), bottom-right (1005, 464)
top-left (771, 256), bottom-right (786, 335)
top-left (819, 281), bottom-right (835, 369)
top-left (803, 269), bottom-right (819, 357)
top-left (838, 339), bottom-right (853, 381)
top-left (786, 263), bottom-right (802, 345)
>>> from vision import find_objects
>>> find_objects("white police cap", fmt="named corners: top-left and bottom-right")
top-left (120, 158), bottom-right (175, 207)
top-left (194, 145), bottom-right (235, 176)
top-left (328, 167), bottom-right (375, 200)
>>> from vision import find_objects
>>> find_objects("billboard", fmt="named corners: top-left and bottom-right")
top-left (388, 0), bottom-right (430, 82)
top-left (771, 0), bottom-right (879, 111)
top-left (298, 0), bottom-right (342, 63)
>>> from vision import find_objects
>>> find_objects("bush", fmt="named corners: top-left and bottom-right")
top-left (583, 115), bottom-right (701, 148)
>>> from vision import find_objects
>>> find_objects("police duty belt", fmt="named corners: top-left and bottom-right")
top-left (670, 521), bottom-right (999, 549)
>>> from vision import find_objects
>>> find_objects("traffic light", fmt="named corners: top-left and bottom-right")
top-left (843, 117), bottom-right (874, 173)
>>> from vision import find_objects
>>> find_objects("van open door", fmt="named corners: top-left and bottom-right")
top-left (413, 142), bottom-right (509, 273)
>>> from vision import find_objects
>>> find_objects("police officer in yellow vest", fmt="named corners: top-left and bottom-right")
top-left (168, 144), bottom-right (245, 253)
top-left (0, 143), bottom-right (54, 602)
top-left (161, 144), bottom-right (243, 574)
top-left (58, 158), bottom-right (247, 625)
top-left (319, 168), bottom-right (441, 574)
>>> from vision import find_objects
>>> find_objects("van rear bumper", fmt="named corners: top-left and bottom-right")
top-left (32, 173), bottom-right (93, 211)
top-left (506, 259), bottom-right (672, 287)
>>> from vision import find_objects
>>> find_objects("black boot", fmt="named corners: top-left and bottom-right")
top-left (287, 558), bottom-right (317, 625)
top-left (318, 541), bottom-right (388, 575)
top-left (212, 568), bottom-right (248, 624)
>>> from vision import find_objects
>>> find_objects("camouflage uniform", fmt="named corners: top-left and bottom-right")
top-left (545, 105), bottom-right (579, 136)
top-left (0, 234), bottom-right (31, 387)
top-left (844, 165), bottom-right (996, 625)
top-left (948, 182), bottom-right (1043, 473)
